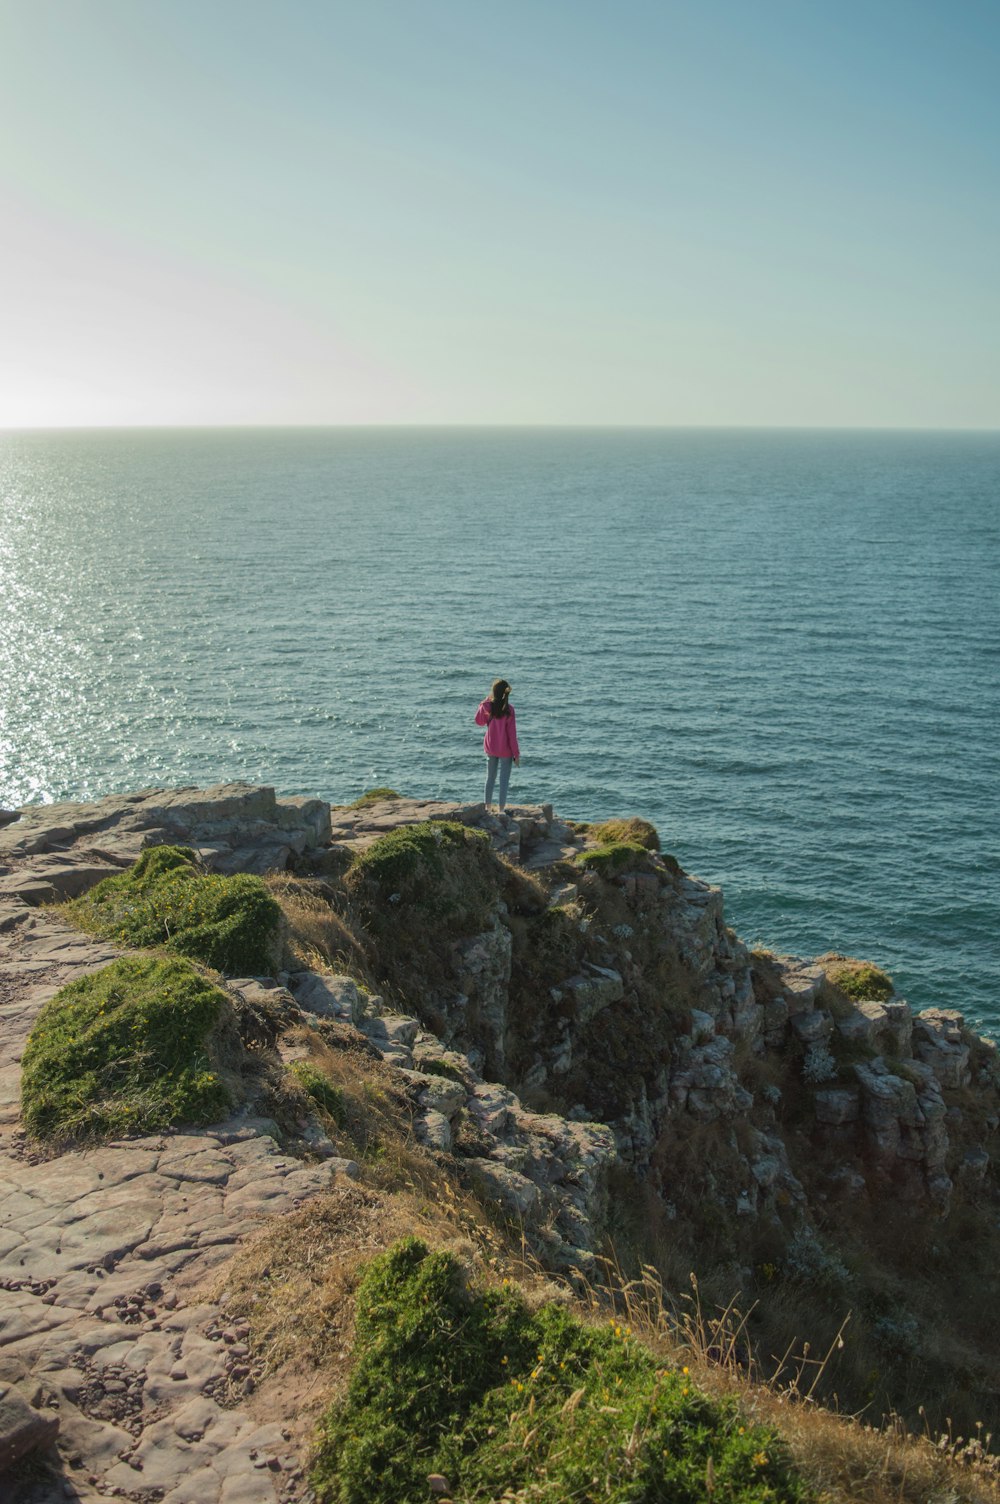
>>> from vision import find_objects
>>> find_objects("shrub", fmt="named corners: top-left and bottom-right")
top-left (824, 958), bottom-right (894, 1004)
top-left (349, 788), bottom-right (401, 807)
top-left (352, 821), bottom-right (466, 886)
top-left (290, 1061), bottom-right (347, 1126)
top-left (21, 954), bottom-right (233, 1142)
top-left (311, 1237), bottom-right (810, 1504)
top-left (65, 845), bottom-right (283, 975)
top-left (348, 822), bottom-right (494, 928)
top-left (573, 841), bottom-right (652, 875)
top-left (802, 1045), bottom-right (838, 1085)
top-left (591, 817), bottom-right (661, 851)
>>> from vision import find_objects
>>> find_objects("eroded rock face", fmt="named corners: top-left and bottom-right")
top-left (913, 1009), bottom-right (972, 1088)
top-left (3, 781), bottom-right (1000, 1496)
top-left (450, 921), bottom-right (513, 1075)
top-left (6, 786), bottom-right (1000, 1405)
top-left (290, 969), bottom-right (617, 1271)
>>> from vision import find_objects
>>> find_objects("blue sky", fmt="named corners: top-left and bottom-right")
top-left (0, 0), bottom-right (997, 426)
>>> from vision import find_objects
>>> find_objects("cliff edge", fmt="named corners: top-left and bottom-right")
top-left (2, 783), bottom-right (999, 1501)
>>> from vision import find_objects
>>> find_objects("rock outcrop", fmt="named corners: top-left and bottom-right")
top-left (0, 783), bottom-right (330, 903)
top-left (3, 782), bottom-right (1000, 1492)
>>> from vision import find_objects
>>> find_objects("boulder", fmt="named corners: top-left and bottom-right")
top-left (689, 1009), bottom-right (716, 1045)
top-left (360, 1013), bottom-right (420, 1048)
top-left (791, 1009), bottom-right (833, 1044)
top-left (415, 1074), bottom-right (467, 1119)
top-left (414, 1109), bottom-right (453, 1153)
top-left (0, 1381), bottom-right (59, 1471)
top-left (465, 1160), bottom-right (539, 1218)
top-left (290, 971), bottom-right (364, 1023)
top-left (779, 963), bottom-right (825, 1016)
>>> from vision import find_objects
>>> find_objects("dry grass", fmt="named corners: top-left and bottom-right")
top-left (265, 874), bottom-right (370, 977)
top-left (570, 1254), bottom-right (1000, 1504)
top-left (211, 1020), bottom-right (1000, 1504)
top-left (217, 1021), bottom-right (545, 1381)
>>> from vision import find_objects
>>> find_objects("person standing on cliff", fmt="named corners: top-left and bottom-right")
top-left (475, 678), bottom-right (520, 814)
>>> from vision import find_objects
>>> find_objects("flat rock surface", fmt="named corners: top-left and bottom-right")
top-left (0, 783), bottom-right (332, 897)
top-left (0, 784), bottom-right (585, 1499)
top-left (0, 900), bottom-right (338, 1502)
top-left (327, 796), bottom-right (580, 865)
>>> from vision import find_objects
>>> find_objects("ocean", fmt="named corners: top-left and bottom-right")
top-left (2, 427), bottom-right (997, 1031)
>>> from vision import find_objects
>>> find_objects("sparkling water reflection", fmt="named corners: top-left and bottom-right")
top-left (2, 428), bottom-right (998, 1028)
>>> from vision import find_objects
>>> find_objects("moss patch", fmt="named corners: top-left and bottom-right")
top-left (21, 953), bottom-right (233, 1142)
top-left (591, 816), bottom-right (661, 851)
top-left (417, 1057), bottom-right (468, 1085)
top-left (348, 787), bottom-right (401, 807)
top-left (312, 1238), bottom-right (809, 1504)
top-left (823, 956), bottom-right (895, 1003)
top-left (573, 840), bottom-right (652, 875)
top-left (65, 845), bottom-right (282, 975)
top-left (347, 822), bottom-right (496, 957)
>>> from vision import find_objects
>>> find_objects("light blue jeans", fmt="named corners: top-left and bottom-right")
top-left (484, 756), bottom-right (513, 810)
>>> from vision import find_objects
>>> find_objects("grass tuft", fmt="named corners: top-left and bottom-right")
top-left (290, 1060), bottom-right (347, 1126)
top-left (591, 816), bottom-right (661, 851)
top-left (573, 841), bottom-right (652, 875)
top-left (20, 953), bottom-right (233, 1142)
top-left (65, 844), bottom-right (283, 975)
top-left (821, 956), bottom-right (895, 1003)
top-left (311, 1237), bottom-right (809, 1504)
top-left (349, 820), bottom-right (489, 903)
top-left (349, 788), bottom-right (401, 807)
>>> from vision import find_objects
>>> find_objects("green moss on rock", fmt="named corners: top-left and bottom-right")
top-left (65, 844), bottom-right (282, 975)
top-left (348, 821), bottom-right (494, 928)
top-left (312, 1237), bottom-right (810, 1504)
top-left (21, 953), bottom-right (233, 1143)
top-left (591, 816), bottom-right (661, 851)
top-left (573, 841), bottom-right (652, 875)
top-left (349, 787), bottom-right (401, 807)
top-left (824, 957), bottom-right (895, 1003)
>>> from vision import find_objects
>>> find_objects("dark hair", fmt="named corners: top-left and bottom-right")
top-left (488, 678), bottom-right (511, 718)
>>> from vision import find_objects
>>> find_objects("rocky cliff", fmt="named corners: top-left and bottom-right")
top-left (2, 783), bottom-right (999, 1498)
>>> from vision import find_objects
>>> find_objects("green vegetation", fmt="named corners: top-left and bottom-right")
top-left (825, 959), bottom-right (894, 1003)
top-left (348, 821), bottom-right (494, 927)
top-left (65, 844), bottom-right (282, 974)
top-left (312, 1237), bottom-right (809, 1504)
top-left (574, 840), bottom-right (652, 875)
top-left (416, 1056), bottom-right (467, 1085)
top-left (289, 1060), bottom-right (347, 1126)
top-left (350, 824), bottom-right (484, 890)
top-left (349, 787), bottom-right (401, 807)
top-left (591, 816), bottom-right (661, 851)
top-left (21, 954), bottom-right (232, 1142)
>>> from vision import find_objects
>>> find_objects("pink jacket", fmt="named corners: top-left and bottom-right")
top-left (475, 699), bottom-right (520, 759)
